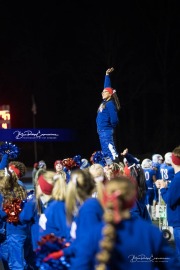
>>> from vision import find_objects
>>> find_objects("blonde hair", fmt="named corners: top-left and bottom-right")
top-left (95, 176), bottom-right (137, 270)
top-left (52, 171), bottom-right (67, 200)
top-left (89, 164), bottom-right (106, 201)
top-left (104, 162), bottom-right (125, 181)
top-left (65, 169), bottom-right (95, 224)
top-left (36, 170), bottom-right (67, 214)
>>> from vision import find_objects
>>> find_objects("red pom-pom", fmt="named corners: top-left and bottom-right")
top-left (62, 158), bottom-right (77, 170)
top-left (43, 250), bottom-right (64, 261)
top-left (3, 198), bottom-right (23, 223)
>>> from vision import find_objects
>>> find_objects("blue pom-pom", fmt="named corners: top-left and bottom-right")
top-left (0, 142), bottom-right (20, 159)
top-left (73, 155), bottom-right (82, 166)
top-left (92, 151), bottom-right (106, 166)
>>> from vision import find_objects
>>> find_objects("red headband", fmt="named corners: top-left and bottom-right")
top-left (38, 175), bottom-right (53, 195)
top-left (172, 153), bottom-right (180, 165)
top-left (9, 165), bottom-right (21, 178)
top-left (104, 87), bottom-right (113, 95)
top-left (54, 160), bottom-right (63, 169)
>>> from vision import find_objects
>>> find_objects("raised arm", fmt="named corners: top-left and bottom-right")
top-left (104, 67), bottom-right (114, 88)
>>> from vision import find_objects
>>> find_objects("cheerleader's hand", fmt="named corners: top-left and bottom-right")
top-left (106, 67), bottom-right (114, 75)
top-left (43, 250), bottom-right (64, 261)
top-left (121, 148), bottom-right (128, 156)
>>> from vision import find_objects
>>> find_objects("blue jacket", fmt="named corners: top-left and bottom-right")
top-left (19, 193), bottom-right (43, 250)
top-left (64, 198), bottom-right (104, 259)
top-left (96, 74), bottom-right (119, 132)
top-left (160, 171), bottom-right (180, 227)
top-left (70, 217), bottom-right (178, 270)
top-left (38, 199), bottom-right (71, 240)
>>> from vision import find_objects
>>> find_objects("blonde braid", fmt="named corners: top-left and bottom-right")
top-left (95, 203), bottom-right (116, 270)
top-left (95, 176), bottom-right (137, 270)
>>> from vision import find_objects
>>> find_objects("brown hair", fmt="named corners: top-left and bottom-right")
top-left (0, 169), bottom-right (27, 202)
top-left (172, 145), bottom-right (180, 157)
top-left (9, 161), bottom-right (27, 178)
top-left (112, 91), bottom-right (121, 111)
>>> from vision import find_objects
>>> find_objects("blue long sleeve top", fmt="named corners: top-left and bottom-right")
top-left (70, 217), bottom-right (178, 270)
top-left (74, 197), bottom-right (104, 239)
top-left (124, 152), bottom-right (140, 165)
top-left (64, 198), bottom-right (104, 258)
top-left (19, 194), bottom-right (43, 250)
top-left (96, 100), bottom-right (119, 131)
top-left (39, 199), bottom-right (71, 240)
top-left (160, 171), bottom-right (180, 227)
top-left (104, 73), bottom-right (111, 88)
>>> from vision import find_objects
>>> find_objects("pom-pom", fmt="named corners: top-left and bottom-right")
top-left (0, 142), bottom-right (20, 159)
top-left (3, 198), bottom-right (23, 223)
top-left (36, 234), bottom-right (70, 270)
top-left (90, 151), bottom-right (106, 167)
top-left (73, 155), bottom-right (82, 167)
top-left (62, 158), bottom-right (78, 170)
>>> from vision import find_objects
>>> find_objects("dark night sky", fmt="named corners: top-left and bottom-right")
top-left (0, 1), bottom-right (180, 167)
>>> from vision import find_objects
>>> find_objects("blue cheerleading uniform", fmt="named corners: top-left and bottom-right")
top-left (38, 199), bottom-right (71, 240)
top-left (96, 73), bottom-right (119, 164)
top-left (19, 193), bottom-right (43, 251)
top-left (63, 198), bottom-right (104, 262)
top-left (0, 194), bottom-right (29, 270)
top-left (70, 216), bottom-right (179, 270)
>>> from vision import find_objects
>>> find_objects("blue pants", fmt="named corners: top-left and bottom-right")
top-left (0, 233), bottom-right (27, 270)
top-left (98, 129), bottom-right (119, 164)
top-left (153, 184), bottom-right (159, 202)
top-left (145, 189), bottom-right (154, 205)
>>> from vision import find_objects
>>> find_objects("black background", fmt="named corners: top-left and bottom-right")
top-left (0, 1), bottom-right (180, 167)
